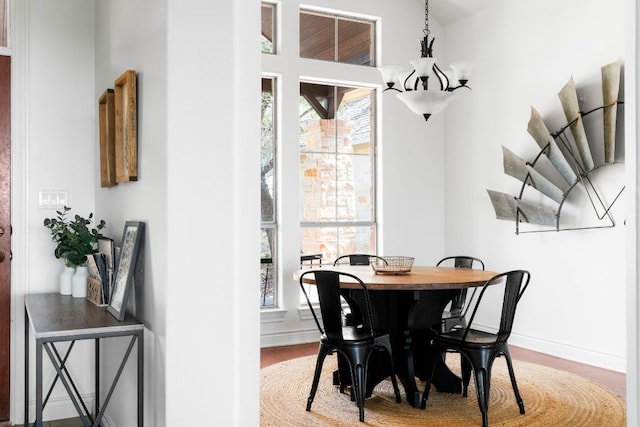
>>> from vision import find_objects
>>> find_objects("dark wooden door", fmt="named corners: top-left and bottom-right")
top-left (0, 54), bottom-right (11, 422)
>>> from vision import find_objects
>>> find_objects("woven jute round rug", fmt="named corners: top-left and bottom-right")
top-left (261, 355), bottom-right (626, 426)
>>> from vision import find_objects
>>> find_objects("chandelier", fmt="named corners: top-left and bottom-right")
top-left (379, 0), bottom-right (472, 121)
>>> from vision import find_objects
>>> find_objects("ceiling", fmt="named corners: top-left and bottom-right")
top-left (428, 0), bottom-right (499, 26)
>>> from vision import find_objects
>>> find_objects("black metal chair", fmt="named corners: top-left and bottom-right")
top-left (420, 270), bottom-right (531, 427)
top-left (333, 254), bottom-right (386, 266)
top-left (437, 256), bottom-right (485, 332)
top-left (332, 254), bottom-right (385, 326)
top-left (299, 270), bottom-right (401, 422)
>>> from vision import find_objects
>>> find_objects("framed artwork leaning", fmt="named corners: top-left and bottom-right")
top-left (108, 221), bottom-right (145, 321)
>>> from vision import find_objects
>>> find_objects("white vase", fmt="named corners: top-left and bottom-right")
top-left (71, 266), bottom-right (89, 298)
top-left (60, 265), bottom-right (75, 295)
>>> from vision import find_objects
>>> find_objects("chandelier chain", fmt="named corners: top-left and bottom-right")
top-left (424, 0), bottom-right (430, 38)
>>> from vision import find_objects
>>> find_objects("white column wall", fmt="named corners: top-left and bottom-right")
top-left (626, 0), bottom-right (639, 423)
top-left (165, 0), bottom-right (260, 425)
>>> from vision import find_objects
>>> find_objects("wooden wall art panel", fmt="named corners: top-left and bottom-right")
top-left (114, 70), bottom-right (138, 182)
top-left (99, 89), bottom-right (116, 187)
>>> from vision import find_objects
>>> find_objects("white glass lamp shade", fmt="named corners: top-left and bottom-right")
top-left (450, 61), bottom-right (473, 83)
top-left (410, 57), bottom-right (437, 78)
top-left (379, 65), bottom-right (404, 86)
top-left (396, 90), bottom-right (458, 115)
top-left (442, 70), bottom-right (459, 88)
top-left (397, 70), bottom-right (416, 91)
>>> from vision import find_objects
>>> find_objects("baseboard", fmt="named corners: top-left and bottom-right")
top-left (26, 394), bottom-right (94, 424)
top-left (509, 332), bottom-right (626, 373)
top-left (23, 394), bottom-right (116, 427)
top-left (260, 328), bottom-right (318, 348)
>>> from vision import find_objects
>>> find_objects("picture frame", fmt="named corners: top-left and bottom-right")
top-left (97, 237), bottom-right (115, 302)
top-left (108, 221), bottom-right (145, 321)
top-left (98, 89), bottom-right (116, 187)
top-left (87, 256), bottom-right (106, 307)
top-left (114, 70), bottom-right (138, 183)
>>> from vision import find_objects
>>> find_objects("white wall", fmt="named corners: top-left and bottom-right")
top-left (94, 1), bottom-right (168, 426)
top-left (440, 0), bottom-right (627, 371)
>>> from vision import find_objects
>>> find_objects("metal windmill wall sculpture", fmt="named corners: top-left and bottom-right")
top-left (487, 60), bottom-right (624, 234)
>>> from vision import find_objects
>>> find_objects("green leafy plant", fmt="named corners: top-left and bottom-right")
top-left (43, 206), bottom-right (106, 267)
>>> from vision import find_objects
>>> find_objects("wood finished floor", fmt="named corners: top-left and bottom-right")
top-left (261, 342), bottom-right (626, 400)
top-left (10, 418), bottom-right (85, 427)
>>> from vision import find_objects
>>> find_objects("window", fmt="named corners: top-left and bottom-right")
top-left (261, 76), bottom-right (277, 308)
top-left (299, 82), bottom-right (376, 263)
top-left (261, 3), bottom-right (276, 54)
top-left (0, 0), bottom-right (7, 48)
top-left (300, 10), bottom-right (375, 66)
top-left (260, 4), bottom-right (380, 312)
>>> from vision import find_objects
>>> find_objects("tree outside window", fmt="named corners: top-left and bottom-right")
top-left (261, 77), bottom-right (276, 307)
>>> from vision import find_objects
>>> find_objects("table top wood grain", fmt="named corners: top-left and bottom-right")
top-left (25, 293), bottom-right (143, 340)
top-left (296, 265), bottom-right (498, 290)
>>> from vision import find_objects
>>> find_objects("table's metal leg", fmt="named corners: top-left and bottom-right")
top-left (94, 335), bottom-right (138, 426)
top-left (24, 309), bottom-right (30, 427)
top-left (44, 341), bottom-right (76, 408)
top-left (35, 339), bottom-right (42, 427)
top-left (138, 330), bottom-right (144, 427)
top-left (43, 343), bottom-right (92, 427)
top-left (49, 343), bottom-right (93, 422)
top-left (95, 338), bottom-right (100, 422)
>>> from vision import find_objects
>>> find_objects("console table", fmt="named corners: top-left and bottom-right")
top-left (24, 293), bottom-right (144, 427)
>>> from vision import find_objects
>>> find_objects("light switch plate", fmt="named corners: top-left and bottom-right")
top-left (39, 190), bottom-right (68, 210)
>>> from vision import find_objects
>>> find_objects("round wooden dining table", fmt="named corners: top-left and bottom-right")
top-left (296, 265), bottom-right (497, 408)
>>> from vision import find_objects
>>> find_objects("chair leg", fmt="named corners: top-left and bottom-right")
top-left (461, 355), bottom-right (472, 397)
top-left (471, 366), bottom-right (491, 427)
top-left (390, 372), bottom-right (401, 404)
top-left (503, 351), bottom-right (525, 414)
top-left (306, 349), bottom-right (329, 412)
top-left (354, 363), bottom-right (366, 422)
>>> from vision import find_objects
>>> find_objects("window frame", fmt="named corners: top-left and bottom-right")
top-left (299, 79), bottom-right (378, 265)
top-left (261, 75), bottom-right (278, 309)
top-left (261, 1), bottom-right (277, 55)
top-left (299, 7), bottom-right (377, 67)
top-left (260, 2), bottom-right (382, 316)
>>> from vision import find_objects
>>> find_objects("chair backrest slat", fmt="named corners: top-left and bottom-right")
top-left (463, 270), bottom-right (530, 343)
top-left (333, 254), bottom-right (386, 266)
top-left (299, 270), bottom-right (372, 341)
top-left (314, 271), bottom-right (346, 339)
top-left (437, 255), bottom-right (485, 271)
top-left (437, 256), bottom-right (485, 314)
